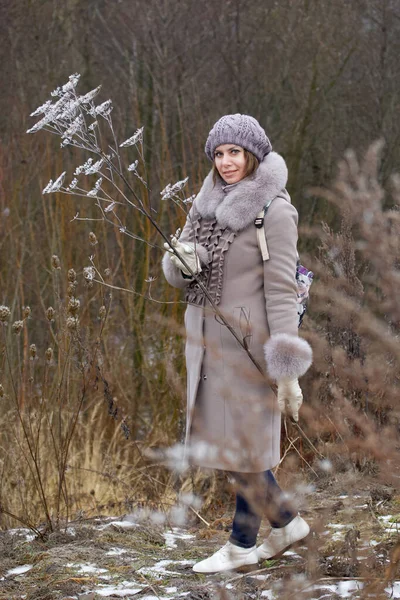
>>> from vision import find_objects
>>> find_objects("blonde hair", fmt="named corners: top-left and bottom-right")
top-left (212, 149), bottom-right (259, 185)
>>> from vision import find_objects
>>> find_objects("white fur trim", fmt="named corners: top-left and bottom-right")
top-left (194, 151), bottom-right (289, 232)
top-left (264, 333), bottom-right (312, 381)
top-left (162, 252), bottom-right (191, 289)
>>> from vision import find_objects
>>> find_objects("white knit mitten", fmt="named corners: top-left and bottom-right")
top-left (277, 378), bottom-right (303, 422)
top-left (163, 237), bottom-right (202, 277)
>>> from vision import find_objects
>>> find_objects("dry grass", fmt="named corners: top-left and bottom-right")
top-left (1, 129), bottom-right (400, 596)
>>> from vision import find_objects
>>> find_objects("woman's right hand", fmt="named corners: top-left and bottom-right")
top-left (163, 237), bottom-right (202, 277)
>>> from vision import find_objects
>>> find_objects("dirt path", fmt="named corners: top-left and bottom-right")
top-left (1, 475), bottom-right (400, 599)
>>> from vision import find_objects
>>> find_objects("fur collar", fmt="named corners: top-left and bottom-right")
top-left (194, 151), bottom-right (289, 232)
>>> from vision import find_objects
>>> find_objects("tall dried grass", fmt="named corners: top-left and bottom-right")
top-left (289, 140), bottom-right (400, 484)
top-left (1, 114), bottom-right (400, 565)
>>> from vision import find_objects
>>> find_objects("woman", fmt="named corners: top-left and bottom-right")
top-left (162, 114), bottom-right (312, 573)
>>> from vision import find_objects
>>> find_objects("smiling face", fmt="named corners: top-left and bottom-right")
top-left (214, 144), bottom-right (247, 184)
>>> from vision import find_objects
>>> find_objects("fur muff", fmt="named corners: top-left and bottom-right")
top-left (162, 244), bottom-right (209, 288)
top-left (264, 333), bottom-right (312, 381)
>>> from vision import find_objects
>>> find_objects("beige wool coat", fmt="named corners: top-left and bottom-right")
top-left (162, 151), bottom-right (312, 473)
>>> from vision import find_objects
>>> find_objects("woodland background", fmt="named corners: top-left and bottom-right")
top-left (0, 0), bottom-right (400, 534)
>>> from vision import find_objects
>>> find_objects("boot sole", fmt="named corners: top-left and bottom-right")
top-left (193, 561), bottom-right (259, 575)
top-left (258, 531), bottom-right (312, 562)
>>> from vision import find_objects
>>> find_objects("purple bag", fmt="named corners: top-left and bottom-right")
top-left (296, 263), bottom-right (314, 327)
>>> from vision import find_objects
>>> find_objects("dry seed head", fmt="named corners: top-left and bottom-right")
top-left (51, 255), bottom-right (61, 269)
top-left (12, 320), bottom-right (24, 335)
top-left (68, 297), bottom-right (80, 315)
top-left (29, 344), bottom-right (37, 359)
top-left (0, 305), bottom-right (11, 323)
top-left (66, 316), bottom-right (78, 330)
top-left (67, 283), bottom-right (77, 297)
top-left (99, 305), bottom-right (106, 319)
top-left (46, 306), bottom-right (55, 321)
top-left (68, 268), bottom-right (77, 283)
top-left (23, 306), bottom-right (31, 319)
top-left (89, 231), bottom-right (98, 246)
top-left (45, 347), bottom-right (53, 362)
top-left (83, 266), bottom-right (95, 281)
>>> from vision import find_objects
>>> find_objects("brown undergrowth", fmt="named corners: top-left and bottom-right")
top-left (1, 137), bottom-right (400, 596)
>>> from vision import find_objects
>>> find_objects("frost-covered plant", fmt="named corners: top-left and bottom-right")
top-left (27, 74), bottom-right (189, 247)
top-left (27, 74), bottom-right (268, 379)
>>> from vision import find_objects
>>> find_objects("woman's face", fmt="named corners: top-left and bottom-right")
top-left (214, 144), bottom-right (247, 184)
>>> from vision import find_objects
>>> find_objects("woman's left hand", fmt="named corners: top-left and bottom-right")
top-left (276, 379), bottom-right (303, 422)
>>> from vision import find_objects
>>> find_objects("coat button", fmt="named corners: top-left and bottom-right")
top-left (203, 375), bottom-right (207, 380)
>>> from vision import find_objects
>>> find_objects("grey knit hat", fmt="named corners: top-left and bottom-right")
top-left (205, 114), bottom-right (272, 162)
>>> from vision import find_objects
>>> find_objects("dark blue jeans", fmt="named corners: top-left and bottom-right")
top-left (230, 470), bottom-right (295, 548)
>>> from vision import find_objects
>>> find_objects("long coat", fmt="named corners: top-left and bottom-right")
top-left (162, 151), bottom-right (308, 473)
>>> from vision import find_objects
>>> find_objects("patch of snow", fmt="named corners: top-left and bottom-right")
top-left (138, 559), bottom-right (194, 579)
top-left (379, 515), bottom-right (395, 523)
top-left (326, 523), bottom-right (347, 540)
top-left (337, 579), bottom-right (363, 597)
top-left (6, 564), bottom-right (33, 576)
top-left (66, 562), bottom-right (108, 575)
top-left (249, 574), bottom-right (271, 581)
top-left (66, 526), bottom-right (77, 536)
top-left (165, 587), bottom-right (177, 594)
top-left (385, 581), bottom-right (400, 598)
top-left (163, 527), bottom-right (195, 548)
top-left (7, 527), bottom-right (31, 536)
top-left (370, 540), bottom-right (379, 546)
top-left (98, 519), bottom-right (139, 531)
top-left (105, 547), bottom-right (128, 556)
top-left (7, 527), bottom-right (36, 541)
top-left (95, 586), bottom-right (143, 597)
top-left (261, 591), bottom-right (274, 599)
top-left (309, 581), bottom-right (364, 598)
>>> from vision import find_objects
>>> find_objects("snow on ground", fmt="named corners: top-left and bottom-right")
top-left (137, 558), bottom-right (195, 579)
top-left (96, 519), bottom-right (139, 531)
top-left (2, 486), bottom-right (400, 599)
top-left (105, 546), bottom-right (128, 556)
top-left (94, 583), bottom-right (144, 597)
top-left (65, 562), bottom-right (109, 575)
top-left (5, 564), bottom-right (33, 576)
top-left (163, 527), bottom-right (195, 548)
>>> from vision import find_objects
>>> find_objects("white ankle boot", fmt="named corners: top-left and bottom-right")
top-left (257, 515), bottom-right (310, 561)
top-left (193, 540), bottom-right (258, 574)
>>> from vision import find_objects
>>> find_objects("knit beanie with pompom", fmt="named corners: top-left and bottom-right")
top-left (205, 114), bottom-right (272, 162)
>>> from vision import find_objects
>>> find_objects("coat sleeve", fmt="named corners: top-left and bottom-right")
top-left (161, 204), bottom-right (209, 289)
top-left (262, 196), bottom-right (312, 380)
